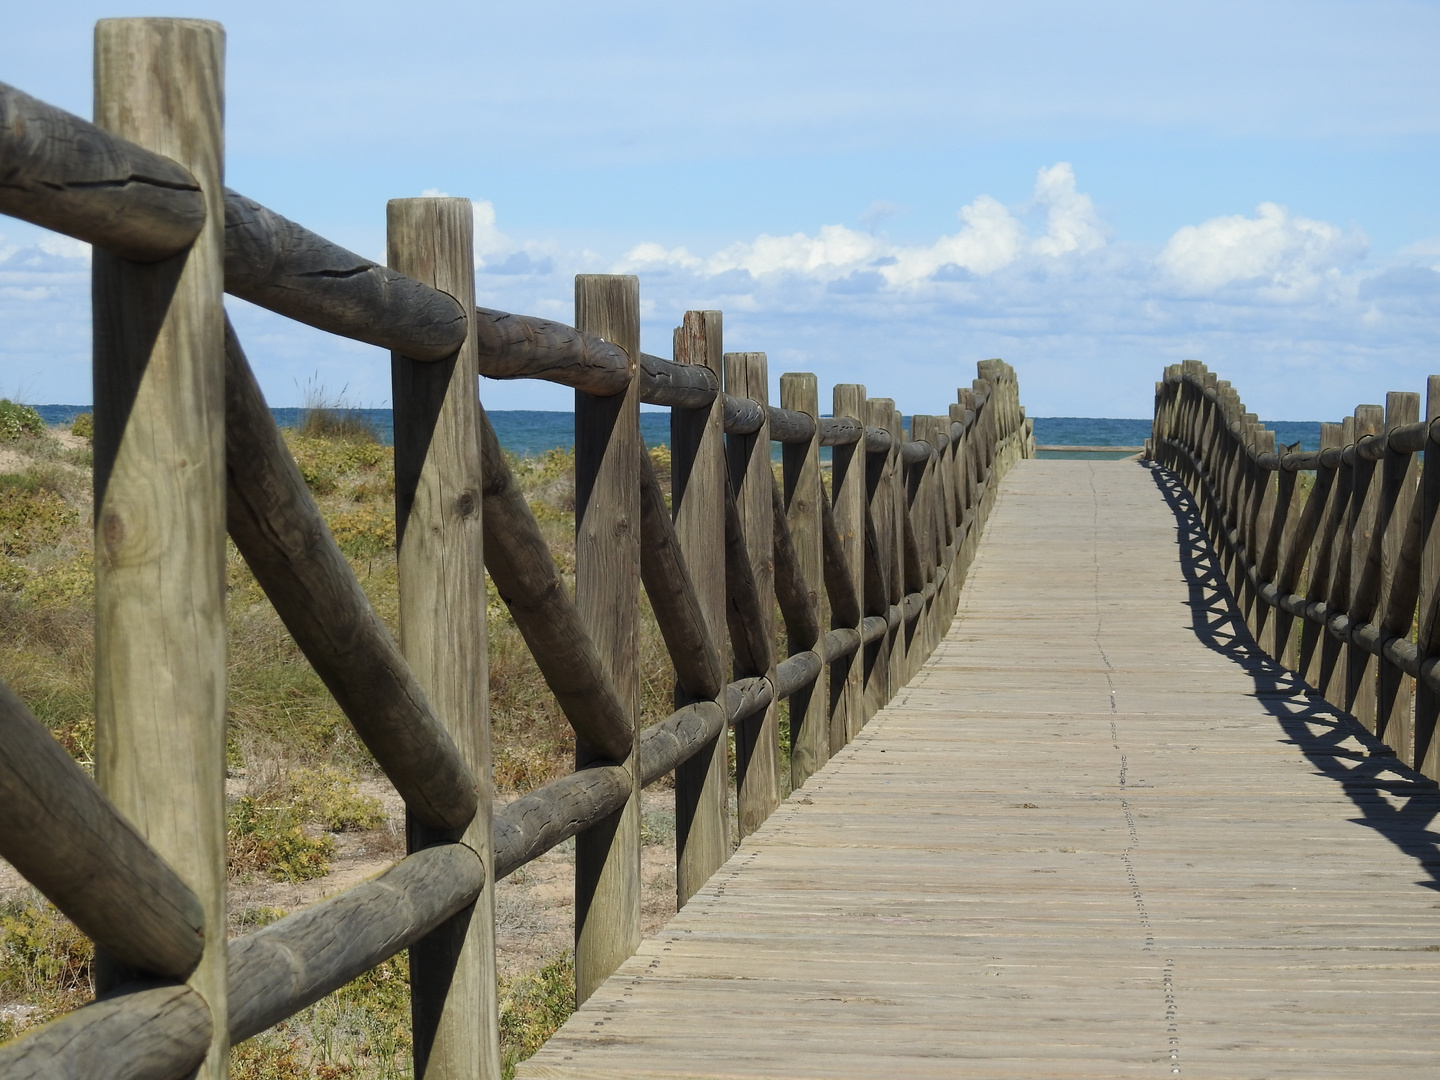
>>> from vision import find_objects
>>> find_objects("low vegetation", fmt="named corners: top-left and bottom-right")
top-left (0, 400), bottom-right (690, 1075)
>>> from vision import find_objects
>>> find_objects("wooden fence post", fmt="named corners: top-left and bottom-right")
top-left (1299, 422), bottom-right (1346, 687)
top-left (573, 275), bottom-right (642, 1001)
top-left (1346, 405), bottom-right (1385, 728)
top-left (673, 311), bottom-right (731, 905)
top-left (832, 384), bottom-right (867, 746)
top-left (1375, 391), bottom-right (1421, 758)
top-left (782, 372), bottom-right (828, 788)
top-left (726, 352), bottom-right (781, 834)
top-left (1318, 415), bottom-right (1358, 708)
top-left (1416, 378), bottom-right (1440, 779)
top-left (91, 19), bottom-right (228, 1075)
top-left (864, 398), bottom-right (897, 721)
top-left (388, 197), bottom-right (499, 1079)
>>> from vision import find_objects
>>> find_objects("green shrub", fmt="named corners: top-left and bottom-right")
top-left (228, 796), bottom-right (335, 883)
top-left (0, 897), bottom-right (93, 1037)
top-left (500, 953), bottom-right (575, 1078)
top-left (0, 482), bottom-right (76, 557)
top-left (69, 413), bottom-right (93, 441)
top-left (290, 765), bottom-right (386, 832)
top-left (0, 400), bottom-right (44, 442)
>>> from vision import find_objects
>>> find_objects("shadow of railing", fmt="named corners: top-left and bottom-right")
top-left (1146, 461), bottom-right (1440, 890)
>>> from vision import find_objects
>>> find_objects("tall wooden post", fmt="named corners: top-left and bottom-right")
top-left (832, 384), bottom-right (867, 745)
top-left (91, 19), bottom-right (227, 1076)
top-left (864, 398), bottom-right (898, 721)
top-left (1318, 416), bottom-right (1358, 708)
top-left (1346, 404), bottom-right (1385, 727)
top-left (673, 311), bottom-right (730, 905)
top-left (882, 401), bottom-right (908, 699)
top-left (1416, 378), bottom-right (1440, 779)
top-left (1377, 391), bottom-right (1421, 758)
top-left (1299, 423), bottom-right (1346, 687)
top-left (389, 197), bottom-right (499, 1080)
top-left (782, 373), bottom-right (828, 788)
top-left (573, 275), bottom-right (642, 1001)
top-left (726, 352), bottom-right (781, 835)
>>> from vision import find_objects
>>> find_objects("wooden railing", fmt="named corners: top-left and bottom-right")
top-left (0, 19), bottom-right (1034, 1080)
top-left (1151, 359), bottom-right (1440, 781)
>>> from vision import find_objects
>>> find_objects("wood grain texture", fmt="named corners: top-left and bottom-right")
top-left (640, 350), bottom-right (719, 409)
top-left (0, 78), bottom-right (204, 261)
top-left (388, 196), bottom-right (498, 1080)
top-left (224, 322), bottom-right (479, 830)
top-left (782, 372), bottom-right (828, 789)
top-left (638, 702), bottom-right (728, 789)
top-left (726, 352), bottom-right (781, 837)
top-left (494, 767), bottom-right (630, 882)
top-left (1376, 393), bottom-right (1422, 759)
top-left (225, 189), bottom-right (466, 361)
top-left (91, 20), bottom-right (227, 1074)
top-left (1346, 405), bottom-right (1386, 728)
top-left (228, 844), bottom-right (483, 1043)
top-left (639, 446), bottom-right (724, 700)
top-left (671, 310), bottom-right (732, 908)
top-left (474, 307), bottom-right (631, 395)
top-left (477, 405), bottom-right (633, 761)
top-left (831, 385), bottom-right (867, 748)
top-left (0, 678), bottom-right (203, 979)
top-left (573, 275), bottom-right (643, 1004)
top-left (0, 981), bottom-right (211, 1080)
top-left (520, 458), bottom-right (1440, 1080)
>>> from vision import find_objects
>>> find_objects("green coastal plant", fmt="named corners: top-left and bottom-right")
top-left (0, 401), bottom-right (44, 442)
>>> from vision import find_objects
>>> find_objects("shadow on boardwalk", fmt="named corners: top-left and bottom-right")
top-left (1147, 462), bottom-right (1440, 891)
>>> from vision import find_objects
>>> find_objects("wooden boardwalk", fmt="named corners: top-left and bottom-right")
top-left (520, 459), bottom-right (1440, 1079)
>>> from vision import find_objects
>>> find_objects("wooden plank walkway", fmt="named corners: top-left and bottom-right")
top-left (520, 459), bottom-right (1440, 1079)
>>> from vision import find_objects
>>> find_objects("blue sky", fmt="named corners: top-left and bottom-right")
top-left (3, 0), bottom-right (1440, 419)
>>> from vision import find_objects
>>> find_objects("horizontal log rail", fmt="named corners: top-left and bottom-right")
top-left (1151, 360), bottom-right (1440, 780)
top-left (0, 30), bottom-right (1036, 1080)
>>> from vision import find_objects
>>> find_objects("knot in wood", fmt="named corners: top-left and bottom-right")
top-left (456, 490), bottom-right (477, 518)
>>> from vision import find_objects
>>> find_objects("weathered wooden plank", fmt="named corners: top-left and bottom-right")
top-left (671, 310), bottom-right (731, 908)
top-left (388, 196), bottom-right (498, 1079)
top-left (831, 384), bottom-right (867, 748)
top-left (573, 275), bottom-right (643, 1005)
top-left (91, 23), bottom-right (228, 1078)
top-left (726, 352), bottom-right (781, 836)
top-left (781, 372), bottom-right (828, 789)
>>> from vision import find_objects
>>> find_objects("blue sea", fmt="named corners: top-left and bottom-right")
top-left (31, 406), bottom-right (1322, 459)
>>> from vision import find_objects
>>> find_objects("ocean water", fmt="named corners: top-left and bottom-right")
top-left (31, 406), bottom-right (1323, 458)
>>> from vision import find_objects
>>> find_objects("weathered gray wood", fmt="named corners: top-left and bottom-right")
top-left (1418, 378), bottom-right (1440, 779)
top-left (0, 678), bottom-right (203, 979)
top-left (640, 350), bottom-right (718, 408)
top-left (573, 274), bottom-right (643, 1005)
top-left (0, 79), bottom-right (205, 261)
top-left (781, 372), bottom-right (828, 789)
top-left (1299, 423), bottom-right (1348, 687)
top-left (91, 23), bottom-right (228, 1077)
top-left (0, 981), bottom-right (211, 1080)
top-left (224, 189), bottom-right (466, 361)
top-left (638, 702), bottom-right (727, 788)
top-left (726, 352), bottom-right (781, 836)
top-left (474, 307), bottom-right (631, 395)
top-left (862, 398), bottom-right (897, 722)
top-left (477, 407), bottom-right (633, 761)
top-left (723, 393), bottom-right (766, 436)
top-left (639, 446), bottom-right (725, 700)
top-left (900, 440), bottom-right (932, 466)
top-left (493, 767), bottom-right (630, 881)
top-left (772, 476), bottom-right (822, 648)
top-left (228, 844), bottom-right (484, 1044)
top-left (670, 310), bottom-right (731, 908)
top-left (723, 475), bottom-right (775, 677)
top-left (831, 384), bottom-right (867, 749)
top-left (1377, 392), bottom-right (1422, 758)
top-left (820, 494), bottom-right (863, 629)
top-left (774, 650), bottom-right (823, 700)
top-left (767, 403), bottom-right (817, 444)
top-left (1346, 404), bottom-right (1385, 728)
top-left (865, 425), bottom-right (893, 453)
top-left (224, 322), bottom-right (478, 830)
top-left (819, 416), bottom-right (865, 446)
top-left (388, 196), bottom-right (499, 1080)
top-left (726, 676), bottom-right (775, 726)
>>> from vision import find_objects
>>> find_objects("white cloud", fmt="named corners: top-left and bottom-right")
top-left (1158, 202), bottom-right (1367, 295)
top-left (1030, 163), bottom-right (1106, 257)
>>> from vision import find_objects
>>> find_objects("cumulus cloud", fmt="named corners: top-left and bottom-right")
top-left (1158, 201), bottom-right (1368, 296)
top-left (620, 163), bottom-right (1106, 288)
